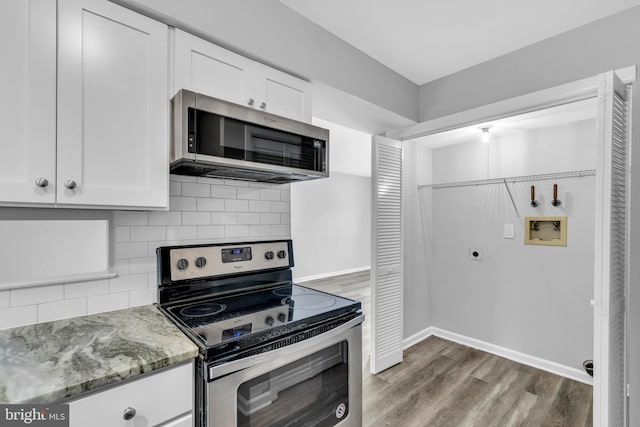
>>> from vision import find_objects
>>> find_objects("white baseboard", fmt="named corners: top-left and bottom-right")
top-left (402, 326), bottom-right (593, 386)
top-left (294, 266), bottom-right (370, 283)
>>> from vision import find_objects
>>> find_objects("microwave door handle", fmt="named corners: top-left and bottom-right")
top-left (209, 314), bottom-right (363, 380)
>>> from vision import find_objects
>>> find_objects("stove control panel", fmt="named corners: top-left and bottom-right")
top-left (168, 241), bottom-right (291, 281)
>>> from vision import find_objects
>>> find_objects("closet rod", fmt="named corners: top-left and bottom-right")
top-left (418, 169), bottom-right (596, 190)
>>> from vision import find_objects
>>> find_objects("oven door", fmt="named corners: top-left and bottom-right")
top-left (205, 316), bottom-right (362, 427)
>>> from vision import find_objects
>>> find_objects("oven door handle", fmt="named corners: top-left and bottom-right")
top-left (208, 314), bottom-right (363, 380)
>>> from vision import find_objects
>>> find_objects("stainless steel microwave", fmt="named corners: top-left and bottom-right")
top-left (171, 90), bottom-right (329, 183)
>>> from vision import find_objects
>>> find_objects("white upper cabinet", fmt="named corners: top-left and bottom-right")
top-left (174, 29), bottom-right (312, 123)
top-left (57, 0), bottom-right (169, 208)
top-left (253, 62), bottom-right (312, 122)
top-left (0, 0), bottom-right (57, 204)
top-left (174, 30), bottom-right (254, 107)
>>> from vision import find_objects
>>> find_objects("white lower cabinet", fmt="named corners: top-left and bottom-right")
top-left (68, 363), bottom-right (193, 427)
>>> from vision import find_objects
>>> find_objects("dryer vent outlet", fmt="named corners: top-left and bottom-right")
top-left (469, 248), bottom-right (483, 261)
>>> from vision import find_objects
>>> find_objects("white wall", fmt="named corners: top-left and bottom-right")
top-left (402, 140), bottom-right (432, 338)
top-left (421, 119), bottom-right (596, 375)
top-left (291, 118), bottom-right (372, 281)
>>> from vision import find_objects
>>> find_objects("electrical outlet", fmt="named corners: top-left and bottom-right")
top-left (469, 248), bottom-right (483, 261)
top-left (504, 224), bottom-right (514, 239)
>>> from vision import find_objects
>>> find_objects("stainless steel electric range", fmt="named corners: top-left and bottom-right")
top-left (156, 240), bottom-right (363, 427)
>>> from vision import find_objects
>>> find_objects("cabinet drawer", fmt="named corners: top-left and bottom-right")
top-left (68, 363), bottom-right (193, 427)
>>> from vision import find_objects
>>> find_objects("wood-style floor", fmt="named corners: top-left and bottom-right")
top-left (303, 271), bottom-right (593, 427)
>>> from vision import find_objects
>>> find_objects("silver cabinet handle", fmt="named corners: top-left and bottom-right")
top-left (64, 180), bottom-right (77, 190)
top-left (123, 407), bottom-right (136, 420)
top-left (259, 102), bottom-right (266, 109)
top-left (248, 98), bottom-right (254, 106)
top-left (35, 178), bottom-right (49, 188)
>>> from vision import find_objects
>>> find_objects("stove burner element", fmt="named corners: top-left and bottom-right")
top-left (292, 294), bottom-right (337, 310)
top-left (180, 302), bottom-right (226, 318)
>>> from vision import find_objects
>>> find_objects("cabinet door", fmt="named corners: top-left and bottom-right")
top-left (254, 63), bottom-right (312, 123)
top-left (57, 0), bottom-right (168, 208)
top-left (0, 0), bottom-right (56, 204)
top-left (174, 29), bottom-right (254, 107)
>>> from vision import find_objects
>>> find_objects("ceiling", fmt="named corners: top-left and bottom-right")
top-left (278, 0), bottom-right (640, 85)
top-left (412, 98), bottom-right (597, 148)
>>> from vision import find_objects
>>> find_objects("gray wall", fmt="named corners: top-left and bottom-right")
top-left (116, 0), bottom-right (418, 122)
top-left (290, 172), bottom-right (371, 281)
top-left (419, 6), bottom-right (640, 421)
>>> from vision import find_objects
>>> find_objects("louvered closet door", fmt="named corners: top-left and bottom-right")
top-left (370, 135), bottom-right (403, 374)
top-left (593, 70), bottom-right (630, 427)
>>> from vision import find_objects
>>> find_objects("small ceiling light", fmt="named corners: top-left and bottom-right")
top-left (480, 126), bottom-right (492, 143)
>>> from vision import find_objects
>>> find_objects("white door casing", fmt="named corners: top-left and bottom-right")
top-left (370, 135), bottom-right (403, 374)
top-left (593, 70), bottom-right (630, 427)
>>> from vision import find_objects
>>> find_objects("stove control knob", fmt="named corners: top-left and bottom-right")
top-left (277, 250), bottom-right (286, 259)
top-left (265, 316), bottom-right (274, 326)
top-left (278, 313), bottom-right (287, 323)
top-left (195, 256), bottom-right (207, 268)
top-left (265, 251), bottom-right (275, 260)
top-left (176, 258), bottom-right (189, 270)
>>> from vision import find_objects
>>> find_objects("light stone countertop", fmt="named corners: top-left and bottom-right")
top-left (0, 305), bottom-right (198, 404)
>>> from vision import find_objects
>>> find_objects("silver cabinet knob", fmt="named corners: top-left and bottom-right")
top-left (248, 98), bottom-right (254, 106)
top-left (259, 102), bottom-right (266, 109)
top-left (64, 180), bottom-right (77, 190)
top-left (123, 407), bottom-right (136, 420)
top-left (35, 178), bottom-right (49, 188)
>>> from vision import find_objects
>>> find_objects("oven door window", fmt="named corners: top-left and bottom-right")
top-left (237, 341), bottom-right (349, 427)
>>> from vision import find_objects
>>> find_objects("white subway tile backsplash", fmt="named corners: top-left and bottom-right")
top-left (11, 285), bottom-right (64, 307)
top-left (197, 198), bottom-right (225, 211)
top-left (169, 180), bottom-right (182, 196)
top-left (225, 200), bottom-right (249, 212)
top-left (211, 212), bottom-right (238, 225)
top-left (249, 200), bottom-right (270, 212)
top-left (115, 259), bottom-right (130, 276)
top-left (271, 201), bottom-right (290, 213)
top-left (170, 174), bottom-right (197, 182)
top-left (236, 187), bottom-right (261, 200)
top-left (38, 298), bottom-right (87, 323)
top-left (225, 225), bottom-right (249, 238)
top-left (249, 225), bottom-right (270, 237)
top-left (148, 211), bottom-right (182, 226)
top-left (115, 226), bottom-right (130, 243)
top-left (271, 225), bottom-right (290, 236)
top-left (182, 182), bottom-right (211, 197)
top-left (129, 288), bottom-right (157, 307)
top-left (237, 213), bottom-right (260, 224)
top-left (129, 257), bottom-right (156, 274)
top-left (64, 279), bottom-right (110, 299)
top-left (0, 306), bottom-right (38, 330)
top-left (260, 213), bottom-right (281, 225)
top-left (260, 189), bottom-right (281, 201)
top-left (130, 226), bottom-right (166, 242)
top-left (116, 242), bottom-right (149, 259)
top-left (109, 274), bottom-right (148, 293)
top-left (197, 177), bottom-right (224, 185)
top-left (87, 293), bottom-right (129, 315)
top-left (211, 185), bottom-right (237, 199)
top-left (114, 211), bottom-right (149, 226)
top-left (170, 196), bottom-right (197, 211)
top-left (166, 226), bottom-right (198, 241)
top-left (1, 178), bottom-right (292, 328)
top-left (182, 211), bottom-right (212, 225)
top-left (198, 225), bottom-right (225, 239)
top-left (0, 291), bottom-right (9, 309)
top-left (249, 182), bottom-right (271, 189)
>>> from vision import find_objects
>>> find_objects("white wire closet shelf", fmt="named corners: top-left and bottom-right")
top-left (417, 169), bottom-right (596, 190)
